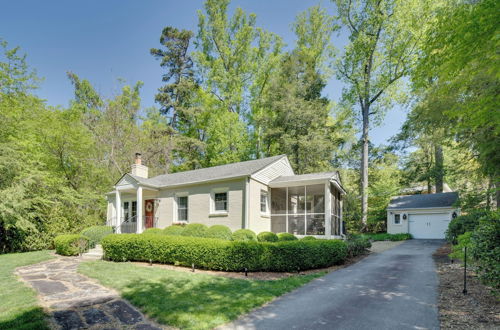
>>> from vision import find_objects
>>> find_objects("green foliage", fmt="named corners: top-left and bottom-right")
top-left (449, 232), bottom-right (472, 262)
top-left (445, 209), bottom-right (491, 244)
top-left (142, 228), bottom-right (163, 235)
top-left (353, 233), bottom-right (412, 241)
top-left (180, 223), bottom-right (208, 238)
top-left (301, 236), bottom-right (317, 241)
top-left (81, 226), bottom-right (113, 248)
top-left (232, 229), bottom-right (257, 242)
top-left (277, 233), bottom-right (297, 241)
top-left (470, 215), bottom-right (500, 293)
top-left (101, 234), bottom-right (348, 272)
top-left (163, 225), bottom-right (185, 236)
top-left (54, 234), bottom-right (89, 256)
top-left (345, 237), bottom-right (371, 258)
top-left (206, 225), bottom-right (233, 240)
top-left (257, 232), bottom-right (279, 242)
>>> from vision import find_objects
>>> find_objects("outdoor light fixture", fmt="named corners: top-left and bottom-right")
top-left (402, 214), bottom-right (407, 220)
top-left (452, 211), bottom-right (458, 219)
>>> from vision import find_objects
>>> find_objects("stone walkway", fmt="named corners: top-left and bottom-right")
top-left (15, 256), bottom-right (165, 330)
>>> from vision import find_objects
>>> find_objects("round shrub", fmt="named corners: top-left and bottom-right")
top-left (206, 225), bottom-right (233, 240)
top-left (54, 234), bottom-right (89, 256)
top-left (257, 231), bottom-right (279, 242)
top-left (81, 225), bottom-right (113, 248)
top-left (163, 225), bottom-right (185, 236)
top-left (301, 236), bottom-right (317, 241)
top-left (277, 232), bottom-right (297, 241)
top-left (232, 229), bottom-right (257, 241)
top-left (142, 228), bottom-right (163, 234)
top-left (446, 209), bottom-right (491, 244)
top-left (346, 237), bottom-right (371, 258)
top-left (181, 223), bottom-right (208, 238)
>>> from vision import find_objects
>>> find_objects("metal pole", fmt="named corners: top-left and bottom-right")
top-left (463, 246), bottom-right (467, 295)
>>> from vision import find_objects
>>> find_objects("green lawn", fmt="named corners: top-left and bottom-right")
top-left (0, 250), bottom-right (54, 330)
top-left (79, 261), bottom-right (323, 329)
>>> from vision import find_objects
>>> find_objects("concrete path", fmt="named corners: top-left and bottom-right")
top-left (224, 239), bottom-right (443, 330)
top-left (16, 256), bottom-right (164, 330)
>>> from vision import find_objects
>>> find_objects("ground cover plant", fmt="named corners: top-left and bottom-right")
top-left (0, 251), bottom-right (54, 330)
top-left (78, 260), bottom-right (322, 329)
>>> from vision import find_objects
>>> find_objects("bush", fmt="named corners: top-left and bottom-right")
top-left (232, 229), bottom-right (257, 241)
top-left (163, 225), bottom-right (185, 236)
top-left (352, 233), bottom-right (412, 241)
top-left (180, 223), bottom-right (208, 238)
top-left (54, 234), bottom-right (89, 256)
top-left (346, 237), bottom-right (371, 258)
top-left (80, 226), bottom-right (113, 248)
top-left (446, 209), bottom-right (491, 244)
top-left (449, 232), bottom-right (473, 262)
top-left (257, 231), bottom-right (278, 242)
top-left (101, 234), bottom-right (348, 272)
top-left (301, 236), bottom-right (317, 241)
top-left (142, 228), bottom-right (163, 235)
top-left (470, 214), bottom-right (500, 293)
top-left (277, 233), bottom-right (298, 241)
top-left (206, 225), bottom-right (233, 240)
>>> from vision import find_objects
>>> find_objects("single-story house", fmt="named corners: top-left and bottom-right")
top-left (387, 192), bottom-right (460, 239)
top-left (106, 153), bottom-right (346, 239)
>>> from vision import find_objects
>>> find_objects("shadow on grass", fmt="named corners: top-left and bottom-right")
top-left (0, 307), bottom-right (49, 330)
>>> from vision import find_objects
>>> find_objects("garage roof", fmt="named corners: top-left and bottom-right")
top-left (387, 192), bottom-right (459, 210)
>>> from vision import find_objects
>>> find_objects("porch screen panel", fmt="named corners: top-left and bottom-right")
top-left (271, 188), bottom-right (286, 214)
top-left (271, 215), bottom-right (286, 233)
top-left (306, 184), bottom-right (325, 235)
top-left (331, 184), bottom-right (340, 235)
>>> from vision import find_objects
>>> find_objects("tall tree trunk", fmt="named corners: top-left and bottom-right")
top-left (486, 177), bottom-right (492, 210)
top-left (495, 179), bottom-right (500, 210)
top-left (434, 144), bottom-right (444, 193)
top-left (361, 106), bottom-right (369, 225)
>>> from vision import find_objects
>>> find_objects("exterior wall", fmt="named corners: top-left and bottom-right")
top-left (247, 178), bottom-right (271, 234)
top-left (156, 178), bottom-right (246, 231)
top-left (387, 208), bottom-right (458, 234)
top-left (251, 157), bottom-right (294, 184)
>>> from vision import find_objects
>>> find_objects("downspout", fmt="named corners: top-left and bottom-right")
top-left (244, 177), bottom-right (250, 229)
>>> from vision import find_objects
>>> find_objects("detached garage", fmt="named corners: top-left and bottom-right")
top-left (386, 192), bottom-right (460, 239)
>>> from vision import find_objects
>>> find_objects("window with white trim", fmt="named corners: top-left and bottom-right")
top-left (260, 190), bottom-right (269, 213)
top-left (394, 214), bottom-right (401, 225)
top-left (214, 192), bottom-right (228, 212)
top-left (177, 196), bottom-right (188, 221)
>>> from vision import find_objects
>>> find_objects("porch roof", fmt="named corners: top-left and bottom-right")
top-left (269, 172), bottom-right (346, 193)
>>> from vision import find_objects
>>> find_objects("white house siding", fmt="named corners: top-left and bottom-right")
top-left (156, 178), bottom-right (246, 231)
top-left (251, 157), bottom-right (294, 185)
top-left (247, 178), bottom-right (271, 234)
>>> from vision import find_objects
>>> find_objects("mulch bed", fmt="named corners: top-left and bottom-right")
top-left (433, 244), bottom-right (500, 329)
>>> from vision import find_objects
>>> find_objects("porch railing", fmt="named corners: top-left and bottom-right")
top-left (115, 216), bottom-right (159, 233)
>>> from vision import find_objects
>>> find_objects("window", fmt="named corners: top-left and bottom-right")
top-left (214, 192), bottom-right (228, 212)
top-left (260, 190), bottom-right (269, 213)
top-left (123, 202), bottom-right (130, 221)
top-left (394, 214), bottom-right (401, 225)
top-left (131, 201), bottom-right (137, 222)
top-left (177, 196), bottom-right (188, 221)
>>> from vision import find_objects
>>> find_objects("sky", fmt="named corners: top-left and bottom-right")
top-left (1, 0), bottom-right (407, 146)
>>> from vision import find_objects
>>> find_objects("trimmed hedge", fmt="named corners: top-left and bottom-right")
top-left (81, 225), bottom-right (113, 248)
top-left (277, 232), bottom-right (298, 241)
top-left (101, 234), bottom-right (348, 272)
top-left (346, 237), bottom-right (371, 258)
top-left (232, 229), bottom-right (257, 241)
top-left (163, 225), bottom-right (185, 236)
top-left (206, 225), bottom-right (233, 240)
top-left (180, 223), bottom-right (208, 238)
top-left (353, 233), bottom-right (412, 241)
top-left (142, 228), bottom-right (163, 235)
top-left (54, 234), bottom-right (89, 256)
top-left (301, 236), bottom-right (317, 241)
top-left (257, 231), bottom-right (278, 242)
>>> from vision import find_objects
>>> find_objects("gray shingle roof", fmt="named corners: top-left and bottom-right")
top-left (270, 172), bottom-right (339, 184)
top-left (387, 192), bottom-right (459, 210)
top-left (132, 155), bottom-right (286, 188)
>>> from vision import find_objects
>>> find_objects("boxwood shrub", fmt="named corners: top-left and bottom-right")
top-left (232, 229), bottom-right (257, 241)
top-left (206, 225), bottom-right (233, 240)
top-left (163, 225), bottom-right (185, 236)
top-left (101, 234), bottom-right (348, 272)
top-left (81, 225), bottom-right (113, 248)
top-left (277, 232), bottom-right (298, 241)
top-left (54, 234), bottom-right (89, 256)
top-left (181, 223), bottom-right (208, 237)
top-left (257, 231), bottom-right (278, 242)
top-left (142, 228), bottom-right (163, 235)
top-left (345, 237), bottom-right (371, 258)
top-left (301, 236), bottom-right (317, 241)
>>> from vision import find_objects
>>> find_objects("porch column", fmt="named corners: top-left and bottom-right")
top-left (136, 186), bottom-right (143, 233)
top-left (115, 190), bottom-right (121, 234)
top-left (325, 182), bottom-right (332, 238)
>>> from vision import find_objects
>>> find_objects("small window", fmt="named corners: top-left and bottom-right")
top-left (123, 201), bottom-right (130, 221)
top-left (394, 214), bottom-right (401, 225)
top-left (214, 192), bottom-right (228, 212)
top-left (260, 190), bottom-right (268, 213)
top-left (177, 196), bottom-right (188, 221)
top-left (131, 201), bottom-right (137, 222)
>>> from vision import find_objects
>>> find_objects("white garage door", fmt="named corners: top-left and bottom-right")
top-left (409, 213), bottom-right (450, 239)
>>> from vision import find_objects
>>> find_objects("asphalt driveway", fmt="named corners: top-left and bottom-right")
top-left (223, 239), bottom-right (443, 330)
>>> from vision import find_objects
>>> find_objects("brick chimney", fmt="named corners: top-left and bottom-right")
top-left (131, 152), bottom-right (148, 178)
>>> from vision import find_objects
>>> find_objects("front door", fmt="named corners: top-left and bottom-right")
top-left (145, 199), bottom-right (155, 229)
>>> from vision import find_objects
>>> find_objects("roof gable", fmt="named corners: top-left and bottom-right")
top-left (388, 192), bottom-right (459, 210)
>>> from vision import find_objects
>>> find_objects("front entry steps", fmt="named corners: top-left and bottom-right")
top-left (82, 244), bottom-right (103, 259)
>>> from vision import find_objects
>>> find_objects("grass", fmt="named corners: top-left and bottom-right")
top-left (79, 260), bottom-right (323, 329)
top-left (0, 250), bottom-right (54, 330)
top-left (354, 232), bottom-right (412, 241)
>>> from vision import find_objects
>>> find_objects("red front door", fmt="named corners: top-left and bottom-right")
top-left (145, 199), bottom-right (155, 228)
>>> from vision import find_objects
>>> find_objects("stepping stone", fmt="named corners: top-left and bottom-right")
top-left (106, 300), bottom-right (143, 325)
top-left (53, 310), bottom-right (84, 330)
top-left (30, 280), bottom-right (68, 295)
top-left (23, 274), bottom-right (47, 280)
top-left (135, 323), bottom-right (163, 330)
top-left (82, 308), bottom-right (110, 325)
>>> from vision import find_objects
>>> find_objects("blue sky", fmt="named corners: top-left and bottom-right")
top-left (1, 0), bottom-right (407, 145)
